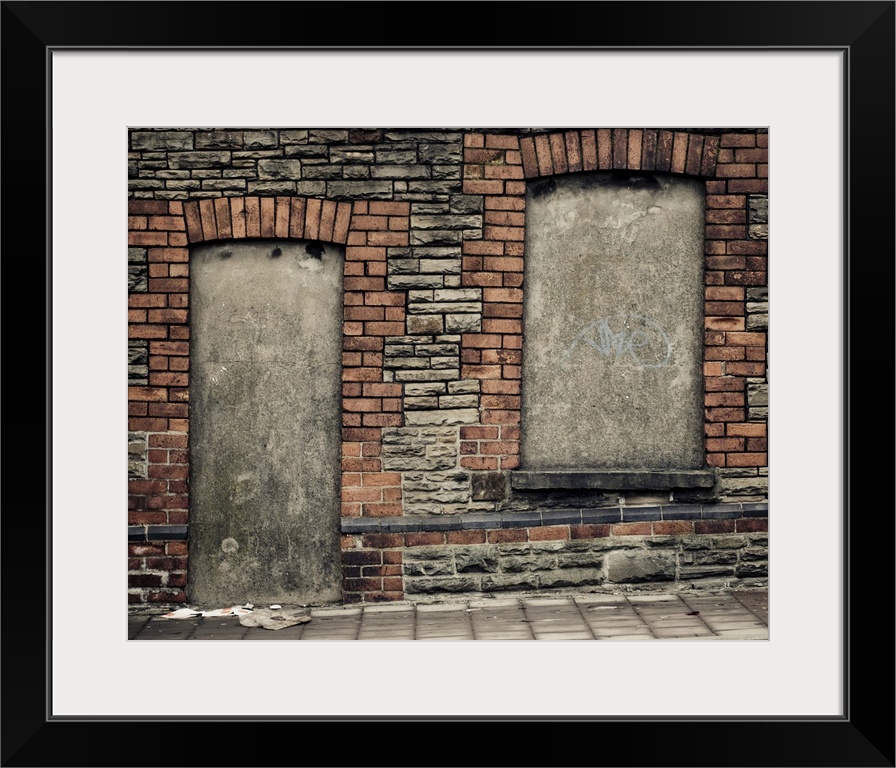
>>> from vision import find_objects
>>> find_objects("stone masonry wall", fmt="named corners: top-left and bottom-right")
top-left (128, 127), bottom-right (769, 605)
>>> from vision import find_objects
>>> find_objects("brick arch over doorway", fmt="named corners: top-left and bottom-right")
top-left (128, 194), bottom-right (410, 604)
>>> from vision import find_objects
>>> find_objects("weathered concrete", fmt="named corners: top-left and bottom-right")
top-left (188, 240), bottom-right (344, 605)
top-left (521, 172), bottom-right (705, 471)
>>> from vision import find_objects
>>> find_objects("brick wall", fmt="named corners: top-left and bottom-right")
top-left (128, 127), bottom-right (769, 606)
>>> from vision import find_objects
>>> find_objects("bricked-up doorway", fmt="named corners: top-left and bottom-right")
top-left (188, 239), bottom-right (344, 605)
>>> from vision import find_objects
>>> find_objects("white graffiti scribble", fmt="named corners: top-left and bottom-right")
top-left (560, 314), bottom-right (673, 368)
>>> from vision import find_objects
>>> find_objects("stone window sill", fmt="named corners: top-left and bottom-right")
top-left (509, 469), bottom-right (715, 491)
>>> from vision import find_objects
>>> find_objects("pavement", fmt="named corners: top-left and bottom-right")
top-left (128, 588), bottom-right (768, 641)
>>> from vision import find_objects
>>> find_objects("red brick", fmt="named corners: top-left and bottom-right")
top-left (447, 530), bottom-right (487, 545)
top-left (460, 427), bottom-right (499, 440)
top-left (627, 129), bottom-right (643, 170)
top-left (361, 533), bottom-right (403, 548)
top-left (362, 502), bottom-right (403, 517)
top-left (727, 179), bottom-right (767, 194)
top-left (716, 164), bottom-right (756, 178)
top-left (129, 200), bottom-right (169, 215)
top-left (706, 437), bottom-right (745, 452)
top-left (580, 130), bottom-right (598, 171)
top-left (519, 136), bottom-right (538, 178)
top-left (726, 452), bottom-right (767, 467)
top-left (705, 407), bottom-right (745, 422)
top-left (612, 129), bottom-right (628, 169)
top-left (129, 231), bottom-right (169, 246)
top-left (404, 532), bottom-right (445, 547)
top-left (529, 525), bottom-right (569, 541)
top-left (727, 240), bottom-right (767, 255)
top-left (549, 133), bottom-right (568, 174)
top-left (725, 272), bottom-right (767, 287)
top-left (726, 362), bottom-right (765, 376)
top-left (571, 524), bottom-right (611, 539)
top-left (705, 392), bottom-right (745, 407)
top-left (705, 346), bottom-right (745, 362)
top-left (640, 129), bottom-right (658, 171)
top-left (533, 134), bottom-right (553, 177)
top-left (612, 523), bottom-right (651, 536)
top-left (706, 194), bottom-right (746, 209)
top-left (463, 179), bottom-right (505, 195)
top-left (487, 528), bottom-right (527, 544)
top-left (464, 270), bottom-right (503, 287)
top-left (705, 317), bottom-right (745, 331)
top-left (461, 456), bottom-right (499, 470)
top-left (671, 132), bottom-right (689, 173)
top-left (652, 521), bottom-right (694, 536)
top-left (483, 287), bottom-right (523, 303)
top-left (564, 130), bottom-right (583, 172)
top-left (707, 255), bottom-right (746, 270)
top-left (727, 423), bottom-right (766, 437)
top-left (705, 225), bottom-right (747, 239)
top-left (727, 332), bottom-right (766, 346)
top-left (652, 130), bottom-right (672, 171)
top-left (736, 518), bottom-right (768, 533)
top-left (695, 520), bottom-right (735, 534)
top-left (721, 133), bottom-right (756, 147)
top-left (705, 286), bottom-right (744, 301)
top-left (686, 134), bottom-right (704, 175)
top-left (704, 301), bottom-right (745, 317)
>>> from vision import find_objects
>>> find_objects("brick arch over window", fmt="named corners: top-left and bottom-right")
top-left (517, 129), bottom-right (721, 180)
top-left (128, 194), bottom-right (410, 603)
top-left (458, 129), bottom-right (766, 477)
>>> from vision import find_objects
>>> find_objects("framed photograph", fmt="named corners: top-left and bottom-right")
top-left (8, 1), bottom-right (892, 765)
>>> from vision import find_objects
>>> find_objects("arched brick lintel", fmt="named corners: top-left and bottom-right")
top-left (183, 196), bottom-right (354, 246)
top-left (519, 129), bottom-right (721, 180)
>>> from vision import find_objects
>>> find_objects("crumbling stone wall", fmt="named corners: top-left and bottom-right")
top-left (128, 127), bottom-right (769, 605)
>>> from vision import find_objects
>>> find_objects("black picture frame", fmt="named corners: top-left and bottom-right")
top-left (4, 2), bottom-right (893, 766)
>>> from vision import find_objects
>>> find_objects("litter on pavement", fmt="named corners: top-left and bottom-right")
top-left (160, 603), bottom-right (311, 630)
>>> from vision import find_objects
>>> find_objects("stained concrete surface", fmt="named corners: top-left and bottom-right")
top-left (188, 240), bottom-right (344, 605)
top-left (521, 172), bottom-right (705, 471)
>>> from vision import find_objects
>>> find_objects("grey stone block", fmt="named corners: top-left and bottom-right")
top-left (471, 473), bottom-right (507, 502)
top-left (607, 552), bottom-right (675, 583)
top-left (445, 314), bottom-right (482, 333)
top-left (404, 576), bottom-right (480, 594)
top-left (480, 574), bottom-right (539, 592)
top-left (167, 151), bottom-right (231, 169)
top-left (418, 144), bottom-right (463, 164)
top-left (680, 565), bottom-right (735, 578)
top-left (450, 195), bottom-right (484, 214)
top-left (555, 551), bottom-right (604, 569)
top-left (455, 546), bottom-right (500, 573)
top-left (327, 181), bottom-right (393, 200)
top-left (128, 265), bottom-right (148, 293)
top-left (257, 159), bottom-right (303, 179)
top-left (748, 195), bottom-right (768, 224)
top-left (539, 569), bottom-right (604, 588)
top-left (132, 131), bottom-right (194, 151)
top-left (247, 181), bottom-right (297, 195)
top-left (279, 130), bottom-right (309, 145)
top-left (242, 130), bottom-right (277, 149)
top-left (309, 130), bottom-right (348, 143)
top-left (195, 130), bottom-right (244, 149)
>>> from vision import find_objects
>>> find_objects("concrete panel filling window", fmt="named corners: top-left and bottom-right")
top-left (520, 172), bottom-right (708, 486)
